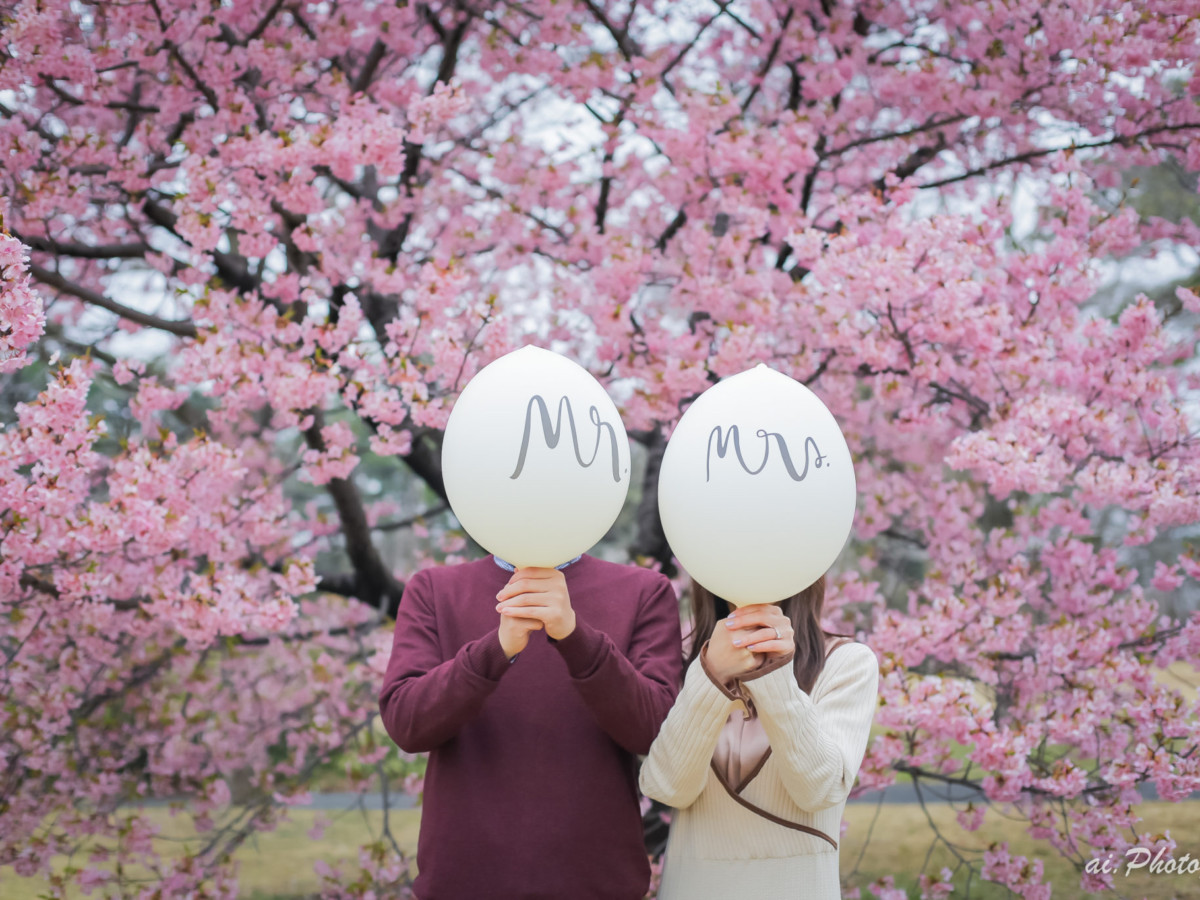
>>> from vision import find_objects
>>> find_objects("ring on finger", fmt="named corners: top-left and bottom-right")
top-left (772, 626), bottom-right (781, 640)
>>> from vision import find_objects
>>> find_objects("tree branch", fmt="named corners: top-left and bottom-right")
top-left (245, 0), bottom-right (288, 42)
top-left (142, 198), bottom-right (260, 293)
top-left (435, 15), bottom-right (471, 86)
top-left (628, 428), bottom-right (675, 575)
top-left (374, 503), bottom-right (450, 532)
top-left (655, 208), bottom-right (687, 252)
top-left (18, 232), bottom-right (149, 260)
top-left (580, 0), bottom-right (641, 60)
top-left (740, 6), bottom-right (793, 114)
top-left (399, 427), bottom-right (448, 503)
top-left (164, 40), bottom-right (221, 110)
top-left (371, 10), bottom-right (472, 263)
top-left (446, 166), bottom-right (569, 241)
top-left (28, 263), bottom-right (197, 338)
top-left (305, 414), bottom-right (406, 617)
top-left (876, 133), bottom-right (948, 190)
top-left (73, 649), bottom-right (179, 722)
top-left (798, 134), bottom-right (826, 215)
top-left (709, 0), bottom-right (760, 40)
top-left (824, 114), bottom-right (970, 158)
top-left (352, 38), bottom-right (388, 94)
top-left (919, 122), bottom-right (1200, 189)
top-left (595, 103), bottom-right (631, 235)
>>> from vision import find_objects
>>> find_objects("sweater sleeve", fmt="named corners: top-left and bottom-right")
top-left (549, 573), bottom-right (683, 755)
top-left (739, 642), bottom-right (880, 813)
top-left (638, 653), bottom-right (736, 809)
top-left (378, 569), bottom-right (514, 753)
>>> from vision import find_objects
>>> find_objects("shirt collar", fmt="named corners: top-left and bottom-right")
top-left (493, 554), bottom-right (583, 572)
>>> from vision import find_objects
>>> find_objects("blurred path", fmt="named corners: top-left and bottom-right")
top-left (297, 781), bottom-right (1195, 810)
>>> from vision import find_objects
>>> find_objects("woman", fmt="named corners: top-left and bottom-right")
top-left (639, 575), bottom-right (879, 899)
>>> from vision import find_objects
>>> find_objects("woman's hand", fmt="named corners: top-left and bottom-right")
top-left (725, 603), bottom-right (794, 659)
top-left (703, 615), bottom-right (762, 686)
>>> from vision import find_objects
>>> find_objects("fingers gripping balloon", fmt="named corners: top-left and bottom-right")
top-left (441, 346), bottom-right (632, 567)
top-left (657, 364), bottom-right (857, 606)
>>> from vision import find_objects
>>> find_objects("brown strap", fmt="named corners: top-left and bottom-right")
top-left (710, 760), bottom-right (838, 850)
top-left (735, 746), bottom-right (773, 794)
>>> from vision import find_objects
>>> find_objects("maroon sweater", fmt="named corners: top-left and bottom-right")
top-left (378, 554), bottom-right (682, 900)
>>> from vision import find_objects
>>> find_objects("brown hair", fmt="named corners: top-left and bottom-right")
top-left (683, 575), bottom-right (850, 694)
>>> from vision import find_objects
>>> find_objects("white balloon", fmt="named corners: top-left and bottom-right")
top-left (441, 346), bottom-right (632, 568)
top-left (657, 364), bottom-right (856, 606)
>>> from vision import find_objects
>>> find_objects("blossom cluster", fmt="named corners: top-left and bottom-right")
top-left (2, 0), bottom-right (1199, 897)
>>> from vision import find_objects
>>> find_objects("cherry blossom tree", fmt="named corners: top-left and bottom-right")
top-left (3, 1), bottom-right (1200, 897)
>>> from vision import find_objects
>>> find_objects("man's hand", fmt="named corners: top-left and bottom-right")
top-left (495, 567), bottom-right (577, 649)
top-left (498, 606), bottom-right (543, 660)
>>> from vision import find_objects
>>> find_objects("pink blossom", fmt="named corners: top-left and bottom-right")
top-left (0, 233), bottom-right (44, 372)
top-left (4, 2), bottom-right (1200, 898)
top-left (1150, 561), bottom-right (1185, 593)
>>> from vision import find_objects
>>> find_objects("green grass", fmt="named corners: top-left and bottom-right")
top-left (5, 666), bottom-right (1196, 898)
top-left (4, 799), bottom-right (1197, 899)
top-left (841, 799), bottom-right (1200, 900)
top-left (0, 807), bottom-right (420, 900)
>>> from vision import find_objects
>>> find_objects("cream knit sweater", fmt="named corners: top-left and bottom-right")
top-left (639, 641), bottom-right (880, 900)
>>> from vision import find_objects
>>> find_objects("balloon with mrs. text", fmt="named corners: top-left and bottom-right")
top-left (657, 364), bottom-right (857, 606)
top-left (441, 346), bottom-right (631, 568)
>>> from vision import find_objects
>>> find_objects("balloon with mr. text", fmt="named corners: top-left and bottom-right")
top-left (441, 346), bottom-right (631, 568)
top-left (658, 364), bottom-right (856, 606)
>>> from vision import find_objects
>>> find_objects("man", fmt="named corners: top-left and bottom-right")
top-left (378, 552), bottom-right (682, 899)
